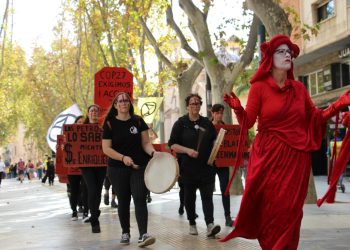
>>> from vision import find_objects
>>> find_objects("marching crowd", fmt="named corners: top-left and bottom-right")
top-left (0, 157), bottom-right (46, 182)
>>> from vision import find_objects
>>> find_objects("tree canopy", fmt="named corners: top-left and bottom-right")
top-left (0, 0), bottom-right (316, 155)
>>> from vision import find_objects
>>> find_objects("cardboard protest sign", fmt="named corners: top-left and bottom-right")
top-left (56, 135), bottom-right (81, 175)
top-left (56, 135), bottom-right (68, 175)
top-left (58, 175), bottom-right (68, 184)
top-left (63, 124), bottom-right (107, 167)
top-left (94, 67), bottom-right (133, 124)
top-left (214, 124), bottom-right (250, 167)
top-left (67, 166), bottom-right (82, 175)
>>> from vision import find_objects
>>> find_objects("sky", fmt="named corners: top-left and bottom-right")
top-left (2, 0), bottom-right (247, 58)
top-left (7, 0), bottom-right (62, 56)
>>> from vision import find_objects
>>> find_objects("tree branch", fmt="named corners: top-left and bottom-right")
top-left (84, 4), bottom-right (109, 66)
top-left (179, 60), bottom-right (203, 81)
top-left (240, 14), bottom-right (259, 65)
top-left (0, 0), bottom-right (9, 38)
top-left (246, 0), bottom-right (292, 36)
top-left (165, 5), bottom-right (203, 65)
top-left (178, 0), bottom-right (215, 58)
top-left (226, 14), bottom-right (259, 90)
top-left (98, 0), bottom-right (117, 66)
top-left (138, 16), bottom-right (176, 72)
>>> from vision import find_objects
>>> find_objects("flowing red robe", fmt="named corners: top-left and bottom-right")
top-left (221, 76), bottom-right (326, 249)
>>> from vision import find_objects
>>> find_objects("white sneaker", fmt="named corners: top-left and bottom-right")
top-left (120, 233), bottom-right (130, 244)
top-left (137, 233), bottom-right (155, 247)
top-left (189, 225), bottom-right (198, 235)
top-left (71, 211), bottom-right (78, 221)
top-left (206, 223), bottom-right (220, 237)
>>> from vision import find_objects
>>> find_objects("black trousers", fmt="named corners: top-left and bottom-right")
top-left (103, 176), bottom-right (116, 195)
top-left (47, 170), bottom-right (55, 184)
top-left (81, 167), bottom-right (106, 222)
top-left (178, 177), bottom-right (184, 206)
top-left (80, 178), bottom-right (89, 214)
top-left (184, 181), bottom-right (215, 226)
top-left (108, 167), bottom-right (148, 237)
top-left (67, 175), bottom-right (88, 213)
top-left (216, 167), bottom-right (231, 217)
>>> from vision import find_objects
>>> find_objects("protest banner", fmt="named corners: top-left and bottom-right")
top-left (94, 67), bottom-right (133, 124)
top-left (214, 124), bottom-right (250, 167)
top-left (55, 135), bottom-right (68, 175)
top-left (47, 104), bottom-right (82, 152)
top-left (137, 97), bottom-right (163, 124)
top-left (63, 124), bottom-right (108, 167)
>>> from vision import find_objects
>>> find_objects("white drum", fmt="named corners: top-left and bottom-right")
top-left (144, 152), bottom-right (179, 194)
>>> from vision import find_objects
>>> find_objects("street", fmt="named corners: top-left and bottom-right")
top-left (0, 176), bottom-right (350, 249)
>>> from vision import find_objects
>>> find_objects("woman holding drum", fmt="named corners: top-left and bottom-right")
top-left (102, 92), bottom-right (157, 247)
top-left (168, 93), bottom-right (221, 237)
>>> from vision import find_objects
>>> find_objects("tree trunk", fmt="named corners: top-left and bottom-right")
top-left (305, 169), bottom-right (317, 204)
top-left (177, 77), bottom-right (192, 115)
top-left (177, 61), bottom-right (203, 115)
top-left (246, 0), bottom-right (292, 36)
top-left (229, 167), bottom-right (244, 195)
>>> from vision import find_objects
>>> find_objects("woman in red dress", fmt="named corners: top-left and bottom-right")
top-left (222, 34), bottom-right (350, 249)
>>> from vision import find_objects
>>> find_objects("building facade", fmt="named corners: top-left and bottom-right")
top-left (293, 0), bottom-right (350, 175)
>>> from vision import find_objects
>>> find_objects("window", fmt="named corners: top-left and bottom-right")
top-left (304, 70), bottom-right (326, 96)
top-left (323, 66), bottom-right (332, 90)
top-left (317, 0), bottom-right (335, 22)
top-left (310, 73), bottom-right (317, 95)
top-left (298, 76), bottom-right (309, 89)
top-left (317, 71), bottom-right (325, 93)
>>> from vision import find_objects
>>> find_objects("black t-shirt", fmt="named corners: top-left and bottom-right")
top-left (102, 115), bottom-right (151, 168)
top-left (168, 114), bottom-right (217, 184)
top-left (47, 161), bottom-right (55, 171)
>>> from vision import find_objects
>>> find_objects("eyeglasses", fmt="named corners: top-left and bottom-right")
top-left (189, 102), bottom-right (202, 106)
top-left (89, 108), bottom-right (99, 113)
top-left (115, 99), bottom-right (130, 104)
top-left (274, 48), bottom-right (293, 56)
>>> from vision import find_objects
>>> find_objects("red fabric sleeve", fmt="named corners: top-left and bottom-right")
top-left (243, 83), bottom-right (261, 129)
top-left (303, 85), bottom-right (327, 151)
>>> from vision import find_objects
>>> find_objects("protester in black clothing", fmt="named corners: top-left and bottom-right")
top-left (102, 92), bottom-right (157, 247)
top-left (67, 115), bottom-right (89, 221)
top-left (103, 176), bottom-right (118, 208)
top-left (80, 104), bottom-right (107, 233)
top-left (168, 93), bottom-right (221, 237)
top-left (211, 103), bottom-right (233, 227)
top-left (11, 163), bottom-right (17, 178)
top-left (46, 157), bottom-right (55, 185)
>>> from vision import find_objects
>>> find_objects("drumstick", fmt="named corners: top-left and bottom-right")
top-left (195, 125), bottom-right (206, 151)
top-left (131, 163), bottom-right (140, 170)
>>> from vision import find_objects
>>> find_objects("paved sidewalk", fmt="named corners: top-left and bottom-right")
top-left (0, 176), bottom-right (350, 249)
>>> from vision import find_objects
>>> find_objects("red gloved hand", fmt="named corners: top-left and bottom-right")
top-left (322, 89), bottom-right (350, 121)
top-left (342, 112), bottom-right (350, 128)
top-left (224, 92), bottom-right (243, 111)
top-left (334, 89), bottom-right (350, 109)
